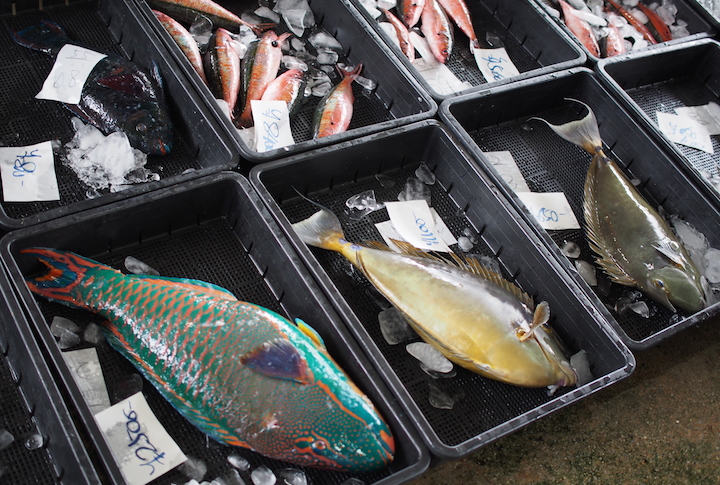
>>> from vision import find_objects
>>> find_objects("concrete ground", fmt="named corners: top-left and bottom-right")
top-left (406, 319), bottom-right (720, 485)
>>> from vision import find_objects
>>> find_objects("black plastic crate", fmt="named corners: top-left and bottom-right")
top-left (688, 0), bottom-right (720, 30)
top-left (0, 0), bottom-right (238, 230)
top-left (597, 39), bottom-right (720, 200)
top-left (530, 0), bottom-right (716, 64)
top-left (348, 0), bottom-right (586, 102)
top-left (1, 171), bottom-right (428, 485)
top-left (134, 0), bottom-right (436, 164)
top-left (439, 67), bottom-right (720, 350)
top-left (0, 261), bottom-right (100, 483)
top-left (249, 120), bottom-right (634, 461)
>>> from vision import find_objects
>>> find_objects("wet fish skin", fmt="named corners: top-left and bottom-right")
top-left (435, 0), bottom-right (479, 49)
top-left (421, 0), bottom-right (454, 64)
top-left (154, 10), bottom-right (208, 86)
top-left (146, 0), bottom-right (273, 34)
top-left (204, 27), bottom-right (241, 120)
top-left (605, 0), bottom-right (657, 44)
top-left (24, 248), bottom-right (395, 472)
top-left (636, 2), bottom-right (673, 42)
top-left (601, 13), bottom-right (627, 57)
top-left (260, 68), bottom-right (307, 116)
top-left (533, 100), bottom-right (706, 313)
top-left (381, 9), bottom-right (415, 61)
top-left (238, 31), bottom-right (292, 128)
top-left (397, 0), bottom-right (425, 28)
top-left (558, 0), bottom-right (600, 57)
top-left (312, 64), bottom-right (362, 139)
top-left (12, 20), bottom-right (173, 156)
top-left (292, 208), bottom-right (578, 388)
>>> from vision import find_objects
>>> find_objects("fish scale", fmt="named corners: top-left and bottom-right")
top-left (24, 248), bottom-right (394, 471)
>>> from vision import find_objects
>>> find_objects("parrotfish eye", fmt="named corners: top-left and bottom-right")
top-left (136, 123), bottom-right (147, 133)
top-left (311, 439), bottom-right (327, 451)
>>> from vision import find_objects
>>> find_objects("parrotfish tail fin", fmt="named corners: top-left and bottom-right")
top-left (11, 20), bottom-right (70, 55)
top-left (530, 99), bottom-right (603, 155)
top-left (22, 248), bottom-right (114, 309)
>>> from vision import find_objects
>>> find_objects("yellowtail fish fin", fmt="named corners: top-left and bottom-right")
top-left (240, 339), bottom-right (314, 385)
top-left (291, 208), bottom-right (345, 250)
top-left (517, 301), bottom-right (550, 341)
top-left (653, 241), bottom-right (688, 268)
top-left (127, 274), bottom-right (238, 300)
top-left (295, 318), bottom-right (326, 350)
top-left (530, 99), bottom-right (603, 155)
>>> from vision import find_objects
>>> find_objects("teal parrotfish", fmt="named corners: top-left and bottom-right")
top-left (23, 248), bottom-right (395, 471)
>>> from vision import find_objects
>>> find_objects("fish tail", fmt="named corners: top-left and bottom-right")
top-left (291, 206), bottom-right (346, 251)
top-left (530, 99), bottom-right (603, 155)
top-left (22, 248), bottom-right (113, 309)
top-left (12, 20), bottom-right (70, 55)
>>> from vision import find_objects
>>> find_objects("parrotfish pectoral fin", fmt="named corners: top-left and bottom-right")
top-left (530, 99), bottom-right (603, 155)
top-left (126, 274), bottom-right (238, 300)
top-left (291, 208), bottom-right (345, 250)
top-left (295, 318), bottom-right (327, 350)
top-left (11, 20), bottom-right (70, 55)
top-left (22, 248), bottom-right (116, 309)
top-left (241, 338), bottom-right (315, 385)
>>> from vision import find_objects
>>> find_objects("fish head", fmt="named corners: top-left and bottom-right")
top-left (532, 325), bottom-right (578, 388)
top-left (645, 265), bottom-right (706, 314)
top-left (120, 105), bottom-right (173, 156)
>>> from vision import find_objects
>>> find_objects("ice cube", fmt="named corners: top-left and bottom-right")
top-left (189, 15), bottom-right (213, 50)
top-left (670, 24), bottom-right (690, 38)
top-left (575, 260), bottom-right (597, 286)
top-left (428, 381), bottom-right (462, 410)
top-left (485, 31), bottom-right (504, 48)
top-left (179, 455), bottom-right (207, 482)
top-left (561, 240), bottom-right (581, 259)
top-left (316, 48), bottom-right (339, 65)
top-left (23, 433), bottom-right (43, 450)
top-left (51, 316), bottom-right (81, 338)
top-left (114, 373), bottom-right (143, 402)
top-left (282, 55), bottom-right (308, 71)
top-left (406, 342), bottom-right (453, 373)
top-left (250, 465), bottom-right (276, 485)
top-left (222, 468), bottom-right (248, 485)
top-left (629, 8), bottom-right (649, 23)
top-left (415, 162), bottom-right (436, 185)
top-left (355, 75), bottom-right (377, 94)
top-left (457, 236), bottom-right (473, 253)
top-left (83, 322), bottom-right (105, 345)
top-left (375, 173), bottom-right (396, 188)
top-left (255, 6), bottom-right (281, 23)
top-left (398, 177), bottom-right (431, 205)
top-left (346, 190), bottom-right (384, 218)
top-left (614, 296), bottom-right (632, 315)
top-left (629, 301), bottom-right (650, 318)
top-left (623, 0), bottom-right (640, 6)
top-left (462, 227), bottom-right (479, 244)
top-left (703, 248), bottom-right (720, 283)
top-left (57, 328), bottom-right (82, 350)
top-left (420, 362), bottom-right (457, 379)
top-left (124, 256), bottom-right (159, 275)
top-left (308, 28), bottom-right (344, 52)
top-left (0, 429), bottom-right (14, 450)
top-left (379, 307), bottom-right (417, 345)
top-left (275, 468), bottom-right (307, 485)
top-left (570, 349), bottom-right (593, 386)
top-left (596, 272), bottom-right (612, 298)
top-left (340, 479), bottom-right (365, 485)
top-left (70, 122), bottom-right (106, 150)
top-left (227, 454), bottom-right (251, 471)
top-left (378, 0), bottom-right (397, 10)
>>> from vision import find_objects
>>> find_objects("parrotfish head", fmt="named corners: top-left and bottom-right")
top-left (120, 105), bottom-right (173, 156)
top-left (645, 265), bottom-right (706, 314)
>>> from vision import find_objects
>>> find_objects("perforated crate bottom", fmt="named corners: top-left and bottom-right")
top-left (0, 3), bottom-right (202, 222)
top-left (279, 163), bottom-right (576, 449)
top-left (467, 104), bottom-right (692, 343)
top-left (33, 218), bottom-right (393, 485)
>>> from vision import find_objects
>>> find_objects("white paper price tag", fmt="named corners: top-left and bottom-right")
top-left (656, 111), bottom-right (714, 154)
top-left (36, 44), bottom-right (107, 104)
top-left (473, 46), bottom-right (520, 83)
top-left (376, 207), bottom-right (456, 252)
top-left (0, 141), bottom-right (59, 202)
top-left (384, 200), bottom-right (452, 252)
top-left (674, 103), bottom-right (720, 136)
top-left (410, 32), bottom-right (471, 95)
top-left (482, 151), bottom-right (530, 192)
top-left (63, 348), bottom-right (111, 415)
top-left (517, 192), bottom-right (580, 230)
top-left (251, 100), bottom-right (294, 152)
top-left (95, 393), bottom-right (186, 485)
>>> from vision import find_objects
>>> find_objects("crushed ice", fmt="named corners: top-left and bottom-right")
top-left (398, 177), bottom-right (432, 205)
top-left (124, 256), bottom-right (160, 276)
top-left (575, 259), bottom-right (597, 286)
top-left (378, 307), bottom-right (417, 345)
top-left (406, 342), bottom-right (453, 373)
top-left (251, 465), bottom-right (276, 485)
top-left (561, 240), bottom-right (581, 259)
top-left (346, 189), bottom-right (384, 219)
top-left (428, 381), bottom-right (463, 410)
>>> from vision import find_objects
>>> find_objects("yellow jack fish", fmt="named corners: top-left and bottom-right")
top-left (292, 207), bottom-right (578, 389)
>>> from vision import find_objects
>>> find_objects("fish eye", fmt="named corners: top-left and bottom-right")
top-left (136, 123), bottom-right (147, 133)
top-left (272, 40), bottom-right (278, 47)
top-left (311, 439), bottom-right (327, 451)
top-left (654, 279), bottom-right (666, 289)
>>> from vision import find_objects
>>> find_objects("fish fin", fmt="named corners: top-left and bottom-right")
top-left (530, 99), bottom-right (603, 155)
top-left (291, 208), bottom-right (345, 250)
top-left (462, 257), bottom-right (536, 310)
top-left (241, 338), bottom-right (314, 385)
top-left (125, 274), bottom-right (238, 300)
top-left (653, 240), bottom-right (687, 268)
top-left (22, 248), bottom-right (117, 309)
top-left (517, 301), bottom-right (550, 341)
top-left (12, 20), bottom-right (69, 55)
top-left (295, 318), bottom-right (326, 350)
top-left (96, 70), bottom-right (149, 98)
top-left (363, 240), bottom-right (392, 251)
top-left (386, 239), bottom-right (452, 265)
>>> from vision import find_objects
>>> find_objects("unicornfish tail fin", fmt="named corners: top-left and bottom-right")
top-left (291, 208), bottom-right (346, 251)
top-left (530, 99), bottom-right (603, 155)
top-left (22, 248), bottom-right (116, 309)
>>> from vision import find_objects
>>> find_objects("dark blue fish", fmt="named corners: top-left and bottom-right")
top-left (12, 20), bottom-right (173, 156)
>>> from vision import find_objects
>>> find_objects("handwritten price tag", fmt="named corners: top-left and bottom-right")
top-left (482, 151), bottom-right (531, 192)
top-left (376, 207), bottom-right (457, 252)
top-left (410, 32), bottom-right (472, 95)
top-left (473, 45), bottom-right (520, 83)
top-left (517, 192), bottom-right (580, 230)
top-left (656, 111), bottom-right (714, 154)
top-left (0, 141), bottom-right (59, 202)
top-left (674, 103), bottom-right (720, 136)
top-left (251, 100), bottom-right (294, 152)
top-left (36, 44), bottom-right (107, 104)
top-left (63, 348), bottom-right (111, 415)
top-left (95, 392), bottom-right (186, 485)
top-left (384, 200), bottom-right (452, 252)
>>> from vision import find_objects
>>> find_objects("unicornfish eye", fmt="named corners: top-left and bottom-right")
top-left (654, 279), bottom-right (666, 289)
top-left (136, 123), bottom-right (147, 133)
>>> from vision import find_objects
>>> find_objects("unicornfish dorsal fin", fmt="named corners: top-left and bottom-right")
top-left (240, 338), bottom-right (314, 385)
top-left (530, 99), bottom-right (603, 155)
top-left (516, 301), bottom-right (550, 341)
